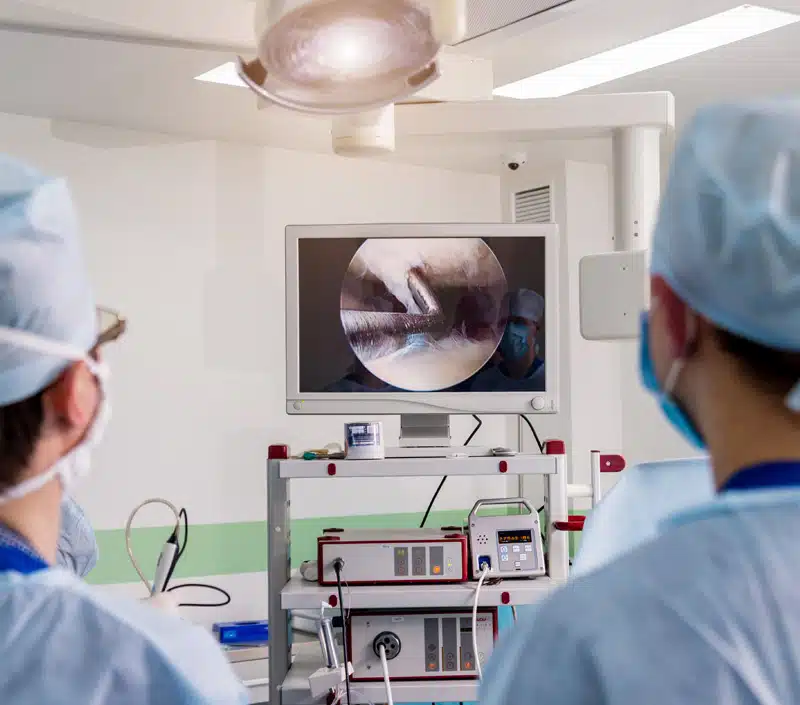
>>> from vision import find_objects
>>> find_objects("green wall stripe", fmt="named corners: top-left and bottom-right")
top-left (89, 509), bottom-right (467, 585)
top-left (88, 508), bottom-right (581, 586)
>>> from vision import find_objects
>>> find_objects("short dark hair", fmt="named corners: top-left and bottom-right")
top-left (0, 392), bottom-right (45, 492)
top-left (715, 328), bottom-right (800, 398)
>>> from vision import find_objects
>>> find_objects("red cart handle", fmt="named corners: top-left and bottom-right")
top-left (553, 515), bottom-right (586, 532)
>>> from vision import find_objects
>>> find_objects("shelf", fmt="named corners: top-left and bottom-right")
top-left (281, 575), bottom-right (562, 610)
top-left (278, 454), bottom-right (558, 479)
top-left (281, 647), bottom-right (478, 705)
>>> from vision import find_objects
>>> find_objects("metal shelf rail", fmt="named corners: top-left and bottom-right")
top-left (266, 440), bottom-right (571, 705)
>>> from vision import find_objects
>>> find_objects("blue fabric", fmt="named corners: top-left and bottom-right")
top-left (650, 99), bottom-right (800, 353)
top-left (481, 488), bottom-right (800, 705)
top-left (56, 496), bottom-right (98, 578)
top-left (0, 568), bottom-right (248, 704)
top-left (0, 155), bottom-right (96, 405)
top-left (0, 523), bottom-right (43, 562)
top-left (468, 359), bottom-right (545, 392)
top-left (0, 533), bottom-right (47, 574)
top-left (639, 313), bottom-right (705, 448)
top-left (722, 461), bottom-right (800, 492)
top-left (571, 457), bottom-right (714, 578)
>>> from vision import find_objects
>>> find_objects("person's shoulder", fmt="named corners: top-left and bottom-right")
top-left (5, 570), bottom-right (247, 704)
top-left (541, 515), bottom-right (736, 636)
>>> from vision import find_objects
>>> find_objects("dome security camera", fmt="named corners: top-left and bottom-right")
top-left (503, 151), bottom-right (528, 171)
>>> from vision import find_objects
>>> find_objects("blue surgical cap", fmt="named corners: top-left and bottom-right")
top-left (651, 98), bottom-right (800, 351)
top-left (0, 155), bottom-right (96, 406)
top-left (508, 289), bottom-right (545, 324)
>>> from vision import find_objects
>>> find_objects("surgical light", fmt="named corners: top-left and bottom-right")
top-left (495, 5), bottom-right (800, 100)
top-left (234, 0), bottom-right (466, 115)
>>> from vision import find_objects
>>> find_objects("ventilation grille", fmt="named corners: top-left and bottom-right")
top-left (514, 186), bottom-right (552, 224)
top-left (461, 0), bottom-right (576, 42)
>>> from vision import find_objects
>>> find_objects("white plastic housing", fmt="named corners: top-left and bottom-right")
top-left (349, 609), bottom-right (496, 680)
top-left (332, 105), bottom-right (396, 156)
top-left (417, 0), bottom-right (468, 44)
top-left (579, 250), bottom-right (649, 340)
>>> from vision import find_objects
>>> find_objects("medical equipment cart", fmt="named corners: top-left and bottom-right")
top-left (266, 441), bottom-right (575, 705)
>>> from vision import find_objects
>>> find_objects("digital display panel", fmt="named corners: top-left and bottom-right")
top-left (497, 529), bottom-right (533, 544)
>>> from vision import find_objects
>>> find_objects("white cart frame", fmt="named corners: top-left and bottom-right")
top-left (266, 444), bottom-right (570, 704)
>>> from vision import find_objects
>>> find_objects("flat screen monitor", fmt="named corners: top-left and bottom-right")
top-left (286, 223), bottom-right (559, 415)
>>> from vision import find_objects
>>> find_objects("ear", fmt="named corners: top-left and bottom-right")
top-left (651, 276), bottom-right (694, 358)
top-left (42, 361), bottom-right (98, 432)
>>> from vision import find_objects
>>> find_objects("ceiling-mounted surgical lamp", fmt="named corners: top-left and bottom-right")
top-left (236, 0), bottom-right (467, 115)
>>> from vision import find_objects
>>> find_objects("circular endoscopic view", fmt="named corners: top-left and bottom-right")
top-left (339, 238), bottom-right (508, 391)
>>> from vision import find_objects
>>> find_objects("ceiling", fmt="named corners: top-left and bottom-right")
top-left (1, 0), bottom-right (799, 173)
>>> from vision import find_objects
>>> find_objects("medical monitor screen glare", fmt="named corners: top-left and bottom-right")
top-left (297, 235), bottom-right (547, 395)
top-left (498, 530), bottom-right (533, 545)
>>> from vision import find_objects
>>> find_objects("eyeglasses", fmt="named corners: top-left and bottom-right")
top-left (96, 306), bottom-right (127, 346)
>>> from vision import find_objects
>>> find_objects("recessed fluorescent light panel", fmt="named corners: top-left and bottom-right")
top-left (195, 61), bottom-right (245, 88)
top-left (494, 4), bottom-right (800, 99)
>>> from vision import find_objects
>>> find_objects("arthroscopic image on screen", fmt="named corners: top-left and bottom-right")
top-left (298, 236), bottom-right (546, 394)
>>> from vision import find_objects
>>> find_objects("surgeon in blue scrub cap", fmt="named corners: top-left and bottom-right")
top-left (481, 99), bottom-right (800, 705)
top-left (0, 155), bottom-right (247, 704)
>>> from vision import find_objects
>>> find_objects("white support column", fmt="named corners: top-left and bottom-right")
top-left (546, 453), bottom-right (569, 582)
top-left (267, 455), bottom-right (291, 705)
top-left (612, 126), bottom-right (662, 252)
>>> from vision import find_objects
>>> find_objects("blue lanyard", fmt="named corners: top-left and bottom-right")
top-left (0, 525), bottom-right (48, 574)
top-left (721, 461), bottom-right (800, 493)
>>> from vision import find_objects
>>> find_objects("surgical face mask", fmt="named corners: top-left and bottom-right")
top-left (0, 327), bottom-right (110, 504)
top-left (639, 312), bottom-right (704, 449)
top-left (500, 322), bottom-right (531, 361)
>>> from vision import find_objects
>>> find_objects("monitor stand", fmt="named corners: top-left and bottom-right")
top-left (385, 414), bottom-right (491, 458)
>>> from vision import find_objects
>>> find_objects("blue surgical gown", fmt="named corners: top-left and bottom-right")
top-left (572, 457), bottom-right (714, 577)
top-left (0, 567), bottom-right (248, 704)
top-left (480, 488), bottom-right (800, 705)
top-left (57, 495), bottom-right (98, 577)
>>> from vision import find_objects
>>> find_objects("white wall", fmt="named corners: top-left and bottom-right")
top-left (0, 112), bottom-right (513, 533)
top-left (501, 137), bottom-right (697, 508)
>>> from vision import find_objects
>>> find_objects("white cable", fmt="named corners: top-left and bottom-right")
top-left (125, 498), bottom-right (181, 593)
top-left (473, 566), bottom-right (490, 681)
top-left (378, 644), bottom-right (394, 705)
top-left (332, 686), bottom-right (375, 705)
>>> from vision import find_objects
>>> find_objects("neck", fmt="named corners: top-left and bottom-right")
top-left (700, 386), bottom-right (800, 490)
top-left (0, 453), bottom-right (63, 564)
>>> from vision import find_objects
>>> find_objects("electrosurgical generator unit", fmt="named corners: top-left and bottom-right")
top-left (317, 528), bottom-right (468, 586)
top-left (468, 498), bottom-right (545, 578)
top-left (347, 608), bottom-right (497, 682)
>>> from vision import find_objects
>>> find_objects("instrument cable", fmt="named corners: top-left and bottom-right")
top-left (520, 414), bottom-right (544, 453)
top-left (419, 414), bottom-right (482, 528)
top-left (378, 644), bottom-right (394, 705)
top-left (126, 501), bottom-right (231, 607)
top-left (333, 559), bottom-right (351, 705)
